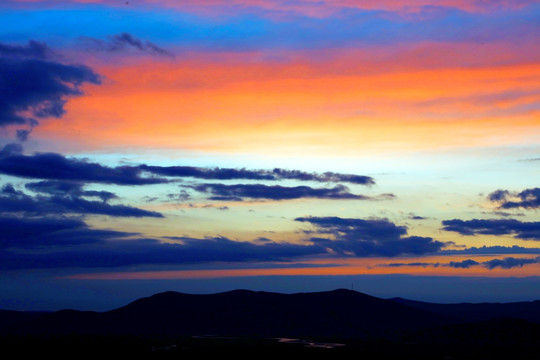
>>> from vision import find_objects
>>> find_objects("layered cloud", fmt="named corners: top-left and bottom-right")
top-left (0, 215), bottom-right (327, 269)
top-left (0, 216), bottom-right (131, 250)
top-left (0, 144), bottom-right (167, 185)
top-left (296, 216), bottom-right (447, 256)
top-left (441, 219), bottom-right (540, 240)
top-left (189, 183), bottom-right (382, 201)
top-left (0, 183), bottom-right (163, 218)
top-left (140, 165), bottom-right (374, 185)
top-left (0, 144), bottom-right (376, 193)
top-left (382, 257), bottom-right (540, 270)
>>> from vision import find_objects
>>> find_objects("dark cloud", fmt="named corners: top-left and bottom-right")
top-left (0, 143), bottom-right (22, 157)
top-left (81, 33), bottom-right (175, 58)
top-left (26, 180), bottom-right (117, 202)
top-left (0, 183), bottom-right (163, 218)
top-left (483, 257), bottom-right (540, 270)
top-left (488, 189), bottom-right (511, 202)
top-left (489, 211), bottom-right (525, 217)
top-left (139, 165), bottom-right (375, 185)
top-left (189, 183), bottom-right (373, 201)
top-left (379, 257), bottom-right (539, 270)
top-left (441, 245), bottom-right (540, 255)
top-left (0, 224), bottom-right (326, 269)
top-left (0, 40), bottom-right (50, 60)
top-left (0, 146), bottom-right (167, 185)
top-left (295, 216), bottom-right (447, 257)
top-left (382, 262), bottom-right (438, 268)
top-left (447, 259), bottom-right (480, 268)
top-left (488, 188), bottom-right (540, 210)
top-left (0, 40), bottom-right (101, 129)
top-left (441, 218), bottom-right (540, 240)
top-left (503, 188), bottom-right (540, 209)
top-left (0, 146), bottom-right (376, 191)
top-left (0, 216), bottom-right (131, 250)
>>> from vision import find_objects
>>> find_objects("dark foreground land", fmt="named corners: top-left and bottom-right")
top-left (3, 289), bottom-right (540, 358)
top-left (3, 334), bottom-right (540, 359)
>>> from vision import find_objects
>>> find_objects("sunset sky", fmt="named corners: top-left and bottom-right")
top-left (1, 0), bottom-right (539, 310)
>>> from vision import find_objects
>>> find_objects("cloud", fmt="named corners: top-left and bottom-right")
top-left (441, 218), bottom-right (540, 240)
top-left (483, 257), bottom-right (540, 270)
top-left (488, 188), bottom-right (540, 210)
top-left (441, 245), bottom-right (540, 255)
top-left (0, 215), bottom-right (131, 250)
top-left (447, 259), bottom-right (480, 268)
top-left (295, 216), bottom-right (447, 257)
top-left (139, 165), bottom-right (375, 185)
top-left (0, 40), bottom-right (101, 131)
top-left (0, 145), bottom-right (167, 185)
top-left (0, 220), bottom-right (326, 269)
top-left (0, 146), bottom-right (376, 189)
top-left (0, 183), bottom-right (163, 218)
top-left (0, 40), bottom-right (51, 59)
top-left (379, 257), bottom-right (540, 270)
top-left (189, 183), bottom-right (374, 201)
top-left (382, 262), bottom-right (438, 268)
top-left (81, 33), bottom-right (175, 58)
top-left (488, 189), bottom-right (511, 202)
top-left (26, 180), bottom-right (118, 202)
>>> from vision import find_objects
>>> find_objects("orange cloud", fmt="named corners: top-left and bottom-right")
top-left (35, 43), bottom-right (540, 156)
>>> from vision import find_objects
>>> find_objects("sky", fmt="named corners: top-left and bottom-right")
top-left (0, 0), bottom-right (539, 311)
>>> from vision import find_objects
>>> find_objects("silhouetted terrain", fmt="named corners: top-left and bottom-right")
top-left (392, 297), bottom-right (540, 323)
top-left (2, 289), bottom-right (540, 358)
top-left (0, 289), bottom-right (446, 338)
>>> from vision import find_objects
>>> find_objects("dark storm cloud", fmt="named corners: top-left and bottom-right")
top-left (81, 32), bottom-right (175, 58)
top-left (295, 216), bottom-right (447, 257)
top-left (441, 218), bottom-right (540, 240)
top-left (0, 183), bottom-right (163, 218)
top-left (488, 187), bottom-right (540, 211)
top-left (139, 165), bottom-right (375, 185)
top-left (189, 183), bottom-right (373, 201)
top-left (0, 40), bottom-right (101, 128)
top-left (0, 146), bottom-right (167, 185)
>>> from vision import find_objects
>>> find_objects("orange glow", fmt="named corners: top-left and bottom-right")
top-left (36, 48), bottom-right (540, 155)
top-left (66, 255), bottom-right (540, 280)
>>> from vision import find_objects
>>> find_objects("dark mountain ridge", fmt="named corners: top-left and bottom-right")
top-left (2, 289), bottom-right (540, 341)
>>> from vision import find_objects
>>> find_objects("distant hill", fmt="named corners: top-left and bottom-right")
top-left (0, 289), bottom-right (444, 338)
top-left (2, 289), bottom-right (540, 342)
top-left (391, 297), bottom-right (540, 324)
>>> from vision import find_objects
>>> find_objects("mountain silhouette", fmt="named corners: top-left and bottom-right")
top-left (3, 289), bottom-right (540, 341)
top-left (391, 297), bottom-right (540, 324)
top-left (1, 289), bottom-right (445, 338)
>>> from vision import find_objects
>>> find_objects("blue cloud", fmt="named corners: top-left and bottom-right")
top-left (296, 216), bottom-right (447, 257)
